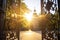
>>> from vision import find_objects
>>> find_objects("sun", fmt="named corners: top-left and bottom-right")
top-left (24, 13), bottom-right (33, 21)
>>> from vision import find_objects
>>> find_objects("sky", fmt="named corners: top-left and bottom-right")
top-left (23, 0), bottom-right (58, 14)
top-left (23, 0), bottom-right (41, 15)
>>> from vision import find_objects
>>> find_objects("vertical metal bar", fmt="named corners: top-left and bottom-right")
top-left (41, 0), bottom-right (43, 14)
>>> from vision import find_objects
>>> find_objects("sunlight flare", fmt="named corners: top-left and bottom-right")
top-left (24, 13), bottom-right (33, 21)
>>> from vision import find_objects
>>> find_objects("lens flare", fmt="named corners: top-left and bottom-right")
top-left (24, 13), bottom-right (33, 21)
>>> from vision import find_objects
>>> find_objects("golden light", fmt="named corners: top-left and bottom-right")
top-left (29, 29), bottom-right (31, 31)
top-left (20, 30), bottom-right (42, 40)
top-left (11, 13), bottom-right (17, 18)
top-left (11, 14), bottom-right (15, 17)
top-left (24, 13), bottom-right (33, 21)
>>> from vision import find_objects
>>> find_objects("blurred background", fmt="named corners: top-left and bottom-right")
top-left (0, 0), bottom-right (60, 40)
